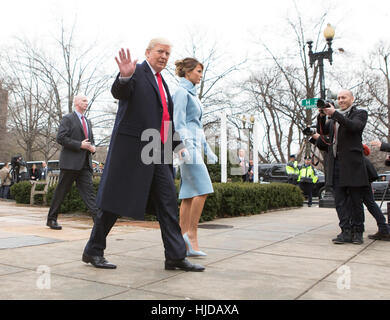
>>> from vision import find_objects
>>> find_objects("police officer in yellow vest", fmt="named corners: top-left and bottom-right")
top-left (298, 156), bottom-right (318, 207)
top-left (286, 154), bottom-right (300, 185)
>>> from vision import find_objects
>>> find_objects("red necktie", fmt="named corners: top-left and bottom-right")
top-left (156, 72), bottom-right (170, 144)
top-left (81, 115), bottom-right (88, 139)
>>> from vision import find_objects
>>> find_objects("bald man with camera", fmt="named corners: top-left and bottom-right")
top-left (310, 89), bottom-right (369, 244)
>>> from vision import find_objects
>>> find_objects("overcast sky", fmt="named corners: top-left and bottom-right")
top-left (1, 0), bottom-right (389, 65)
top-left (1, 0), bottom-right (389, 152)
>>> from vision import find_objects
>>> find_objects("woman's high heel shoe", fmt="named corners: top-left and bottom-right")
top-left (183, 233), bottom-right (207, 257)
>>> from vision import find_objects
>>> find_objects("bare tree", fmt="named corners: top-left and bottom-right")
top-left (363, 41), bottom-right (390, 141)
top-left (1, 54), bottom-right (49, 160)
top-left (0, 20), bottom-right (115, 160)
top-left (165, 29), bottom-right (247, 129)
top-left (241, 8), bottom-right (331, 163)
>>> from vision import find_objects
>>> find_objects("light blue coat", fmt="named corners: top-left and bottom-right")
top-left (173, 77), bottom-right (217, 199)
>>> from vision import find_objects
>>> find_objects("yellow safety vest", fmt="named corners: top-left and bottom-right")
top-left (298, 165), bottom-right (318, 183)
top-left (286, 161), bottom-right (299, 175)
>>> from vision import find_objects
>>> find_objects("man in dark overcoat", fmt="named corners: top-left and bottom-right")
top-left (82, 38), bottom-right (205, 271)
top-left (310, 89), bottom-right (369, 244)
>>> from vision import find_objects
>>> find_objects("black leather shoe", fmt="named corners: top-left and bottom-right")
top-left (332, 230), bottom-right (352, 244)
top-left (46, 220), bottom-right (62, 230)
top-left (165, 258), bottom-right (205, 272)
top-left (82, 253), bottom-right (117, 269)
top-left (352, 232), bottom-right (363, 245)
top-left (368, 231), bottom-right (390, 241)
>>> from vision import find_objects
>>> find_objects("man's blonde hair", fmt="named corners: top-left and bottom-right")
top-left (146, 38), bottom-right (173, 51)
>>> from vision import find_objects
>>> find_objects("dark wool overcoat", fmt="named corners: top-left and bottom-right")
top-left (96, 61), bottom-right (183, 219)
top-left (313, 106), bottom-right (369, 188)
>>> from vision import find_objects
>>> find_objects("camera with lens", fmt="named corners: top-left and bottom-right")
top-left (11, 155), bottom-right (26, 169)
top-left (317, 99), bottom-right (335, 109)
top-left (302, 126), bottom-right (317, 136)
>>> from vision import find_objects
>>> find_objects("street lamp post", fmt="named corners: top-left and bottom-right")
top-left (306, 24), bottom-right (336, 208)
top-left (307, 24), bottom-right (335, 99)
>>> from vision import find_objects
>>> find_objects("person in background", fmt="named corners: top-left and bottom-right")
top-left (46, 95), bottom-right (99, 230)
top-left (247, 160), bottom-right (254, 183)
top-left (286, 154), bottom-right (299, 185)
top-left (92, 162), bottom-right (99, 173)
top-left (370, 139), bottom-right (390, 231)
top-left (360, 144), bottom-right (390, 240)
top-left (238, 149), bottom-right (249, 182)
top-left (0, 163), bottom-right (12, 199)
top-left (40, 161), bottom-right (49, 180)
top-left (18, 165), bottom-right (30, 181)
top-left (30, 164), bottom-right (41, 181)
top-left (297, 156), bottom-right (318, 207)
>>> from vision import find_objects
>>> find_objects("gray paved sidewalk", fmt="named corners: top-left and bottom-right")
top-left (0, 199), bottom-right (390, 300)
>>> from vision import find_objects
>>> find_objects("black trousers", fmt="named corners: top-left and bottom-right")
top-left (299, 182), bottom-right (313, 206)
top-left (361, 185), bottom-right (389, 234)
top-left (333, 159), bottom-right (365, 233)
top-left (84, 164), bottom-right (187, 261)
top-left (47, 167), bottom-right (98, 222)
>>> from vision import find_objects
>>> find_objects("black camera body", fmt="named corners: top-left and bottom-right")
top-left (317, 99), bottom-right (335, 109)
top-left (303, 126), bottom-right (317, 136)
top-left (11, 155), bottom-right (26, 169)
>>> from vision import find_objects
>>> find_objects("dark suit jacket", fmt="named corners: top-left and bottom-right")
top-left (96, 61), bottom-right (183, 219)
top-left (57, 112), bottom-right (95, 171)
top-left (40, 167), bottom-right (49, 180)
top-left (314, 106), bottom-right (369, 187)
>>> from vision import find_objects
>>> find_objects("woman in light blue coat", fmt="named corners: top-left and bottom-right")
top-left (173, 58), bottom-right (218, 256)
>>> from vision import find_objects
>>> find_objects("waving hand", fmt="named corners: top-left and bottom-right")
top-left (115, 48), bottom-right (138, 77)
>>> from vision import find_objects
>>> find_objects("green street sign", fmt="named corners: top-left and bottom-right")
top-left (301, 98), bottom-right (319, 109)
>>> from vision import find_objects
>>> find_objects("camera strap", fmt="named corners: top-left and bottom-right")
top-left (311, 151), bottom-right (320, 167)
top-left (319, 120), bottom-right (336, 146)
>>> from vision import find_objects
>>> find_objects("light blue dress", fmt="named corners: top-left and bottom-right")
top-left (173, 77), bottom-right (218, 199)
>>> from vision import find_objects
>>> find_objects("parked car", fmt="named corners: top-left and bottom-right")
top-left (258, 163), bottom-right (325, 196)
top-left (372, 173), bottom-right (390, 201)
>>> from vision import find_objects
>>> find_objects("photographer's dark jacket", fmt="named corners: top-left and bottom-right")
top-left (57, 112), bottom-right (95, 171)
top-left (364, 157), bottom-right (378, 183)
top-left (311, 105), bottom-right (369, 187)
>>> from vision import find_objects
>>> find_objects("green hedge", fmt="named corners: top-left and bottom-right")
top-left (10, 181), bottom-right (34, 204)
top-left (190, 182), bottom-right (304, 222)
top-left (11, 179), bottom-right (304, 221)
top-left (10, 179), bottom-right (100, 213)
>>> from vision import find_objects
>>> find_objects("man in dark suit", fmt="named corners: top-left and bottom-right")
top-left (46, 95), bottom-right (99, 230)
top-left (82, 38), bottom-right (205, 272)
top-left (40, 161), bottom-right (49, 181)
top-left (310, 89), bottom-right (368, 244)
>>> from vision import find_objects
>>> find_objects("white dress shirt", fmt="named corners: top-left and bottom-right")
top-left (75, 110), bottom-right (89, 136)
